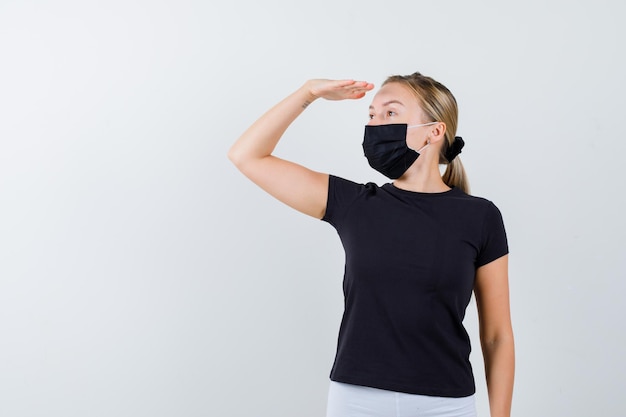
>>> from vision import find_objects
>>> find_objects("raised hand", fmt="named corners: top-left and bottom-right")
top-left (229, 77), bottom-right (375, 219)
top-left (307, 79), bottom-right (375, 101)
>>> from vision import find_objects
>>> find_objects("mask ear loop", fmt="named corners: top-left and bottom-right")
top-left (408, 122), bottom-right (437, 153)
top-left (415, 140), bottom-right (430, 153)
top-left (407, 122), bottom-right (439, 129)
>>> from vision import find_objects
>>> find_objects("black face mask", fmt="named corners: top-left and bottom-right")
top-left (362, 123), bottom-right (433, 179)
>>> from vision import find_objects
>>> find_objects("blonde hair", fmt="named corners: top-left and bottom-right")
top-left (383, 72), bottom-right (470, 194)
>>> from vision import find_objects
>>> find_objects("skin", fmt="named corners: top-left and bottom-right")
top-left (228, 79), bottom-right (514, 417)
top-left (367, 81), bottom-right (450, 193)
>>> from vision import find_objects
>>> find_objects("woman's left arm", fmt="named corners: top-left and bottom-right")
top-left (474, 254), bottom-right (515, 417)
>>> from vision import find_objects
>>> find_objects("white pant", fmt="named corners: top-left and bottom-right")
top-left (326, 381), bottom-right (477, 417)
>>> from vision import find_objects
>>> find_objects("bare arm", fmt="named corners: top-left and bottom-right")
top-left (227, 79), bottom-right (374, 218)
top-left (474, 255), bottom-right (515, 417)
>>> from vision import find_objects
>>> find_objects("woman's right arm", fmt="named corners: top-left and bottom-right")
top-left (227, 79), bottom-right (374, 219)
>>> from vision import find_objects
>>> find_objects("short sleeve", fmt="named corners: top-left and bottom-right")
top-left (475, 202), bottom-right (509, 267)
top-left (322, 175), bottom-right (369, 228)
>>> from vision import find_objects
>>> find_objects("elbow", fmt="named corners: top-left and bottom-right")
top-left (227, 146), bottom-right (258, 177)
top-left (480, 329), bottom-right (515, 353)
top-left (228, 143), bottom-right (267, 173)
top-left (227, 145), bottom-right (244, 169)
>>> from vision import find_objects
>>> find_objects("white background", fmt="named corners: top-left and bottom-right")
top-left (1, 1), bottom-right (625, 416)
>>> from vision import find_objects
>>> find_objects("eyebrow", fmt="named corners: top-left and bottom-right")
top-left (369, 100), bottom-right (405, 110)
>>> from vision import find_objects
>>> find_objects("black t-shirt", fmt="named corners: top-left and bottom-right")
top-left (322, 175), bottom-right (508, 397)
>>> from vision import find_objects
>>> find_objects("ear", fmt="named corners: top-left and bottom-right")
top-left (428, 122), bottom-right (447, 144)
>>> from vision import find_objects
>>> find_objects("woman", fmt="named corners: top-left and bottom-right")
top-left (228, 72), bottom-right (514, 417)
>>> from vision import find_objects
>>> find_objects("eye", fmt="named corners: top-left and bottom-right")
top-left (387, 111), bottom-right (396, 117)
top-left (368, 114), bottom-right (374, 120)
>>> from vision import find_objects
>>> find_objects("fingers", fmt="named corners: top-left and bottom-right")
top-left (344, 81), bottom-right (375, 99)
top-left (334, 80), bottom-right (374, 99)
top-left (334, 79), bottom-right (359, 87)
top-left (338, 80), bottom-right (374, 89)
top-left (308, 78), bottom-right (375, 101)
top-left (356, 81), bottom-right (375, 93)
top-left (352, 80), bottom-right (374, 88)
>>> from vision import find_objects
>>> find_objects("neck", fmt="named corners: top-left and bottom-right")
top-left (393, 160), bottom-right (450, 193)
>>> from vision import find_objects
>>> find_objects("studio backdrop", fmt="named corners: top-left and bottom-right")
top-left (0, 1), bottom-right (624, 416)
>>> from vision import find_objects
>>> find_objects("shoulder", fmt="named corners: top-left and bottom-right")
top-left (443, 190), bottom-right (507, 236)
top-left (329, 175), bottom-right (379, 192)
top-left (323, 175), bottom-right (382, 225)
top-left (327, 175), bottom-right (382, 201)
top-left (443, 190), bottom-right (510, 265)
top-left (450, 189), bottom-right (503, 213)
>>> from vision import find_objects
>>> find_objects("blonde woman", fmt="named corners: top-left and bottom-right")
top-left (228, 73), bottom-right (514, 417)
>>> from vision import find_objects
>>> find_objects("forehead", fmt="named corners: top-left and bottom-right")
top-left (369, 82), bottom-right (418, 108)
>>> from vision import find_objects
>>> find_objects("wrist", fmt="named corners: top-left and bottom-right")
top-left (298, 81), bottom-right (319, 109)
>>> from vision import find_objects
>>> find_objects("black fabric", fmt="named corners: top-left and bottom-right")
top-left (322, 175), bottom-right (508, 397)
top-left (445, 136), bottom-right (465, 162)
top-left (362, 124), bottom-right (419, 179)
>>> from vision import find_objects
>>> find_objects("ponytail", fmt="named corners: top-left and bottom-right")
top-left (442, 157), bottom-right (469, 194)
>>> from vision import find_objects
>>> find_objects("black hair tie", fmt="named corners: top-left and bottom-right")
top-left (445, 136), bottom-right (464, 162)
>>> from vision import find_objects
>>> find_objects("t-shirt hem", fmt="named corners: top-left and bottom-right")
top-left (476, 249), bottom-right (509, 268)
top-left (329, 374), bottom-right (476, 398)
